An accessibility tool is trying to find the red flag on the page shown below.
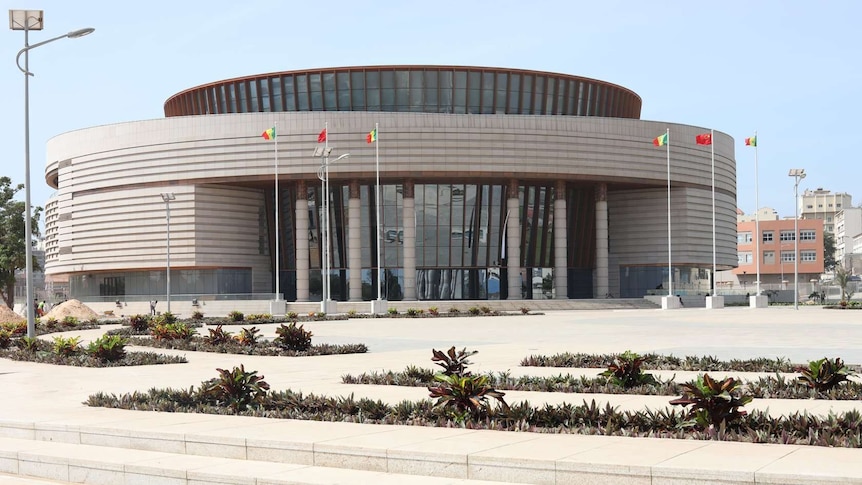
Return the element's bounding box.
[695,133,712,145]
[317,129,327,143]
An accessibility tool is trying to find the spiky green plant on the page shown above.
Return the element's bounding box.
[200,365,270,413]
[274,322,313,351]
[87,335,127,361]
[670,374,752,430]
[796,357,854,392]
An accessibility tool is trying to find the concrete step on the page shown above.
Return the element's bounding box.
[0,435,511,485]
[3,409,862,485]
[0,472,76,484]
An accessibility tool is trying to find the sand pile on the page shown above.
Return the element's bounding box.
[0,305,24,325]
[43,299,99,321]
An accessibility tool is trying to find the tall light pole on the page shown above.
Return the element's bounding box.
[788,169,806,310]
[313,148,349,313]
[10,10,94,338]
[161,193,176,313]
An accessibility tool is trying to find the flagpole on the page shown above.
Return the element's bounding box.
[710,128,716,297]
[375,123,383,301]
[274,121,280,301]
[753,130,761,296]
[324,121,330,306]
[666,128,673,298]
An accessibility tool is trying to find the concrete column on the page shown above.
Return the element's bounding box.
[402,180,416,300]
[506,179,522,300]
[554,181,568,299]
[294,181,310,302]
[348,181,362,301]
[595,183,609,298]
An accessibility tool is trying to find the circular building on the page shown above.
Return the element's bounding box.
[44,66,737,303]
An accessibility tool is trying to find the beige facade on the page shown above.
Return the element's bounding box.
[44,69,738,302]
[800,188,852,234]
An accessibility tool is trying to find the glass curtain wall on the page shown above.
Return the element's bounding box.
[276,181,597,301]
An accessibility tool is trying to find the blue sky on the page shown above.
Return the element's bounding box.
[2,0,859,222]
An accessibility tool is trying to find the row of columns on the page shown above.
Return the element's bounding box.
[291,179,610,301]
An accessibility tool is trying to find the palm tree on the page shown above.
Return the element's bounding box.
[834,266,851,304]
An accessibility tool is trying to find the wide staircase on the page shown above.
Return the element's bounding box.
[0,409,515,484]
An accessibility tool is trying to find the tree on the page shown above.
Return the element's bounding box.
[834,266,854,303]
[0,177,42,309]
[823,232,837,272]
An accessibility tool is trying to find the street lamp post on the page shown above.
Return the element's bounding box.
[10,10,94,338]
[161,193,176,313]
[313,148,349,314]
[788,169,806,310]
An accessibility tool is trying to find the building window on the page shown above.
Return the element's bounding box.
[779,230,795,242]
[738,252,753,264]
[780,251,796,262]
[828,203,833,207]
[763,251,775,264]
[818,204,823,208]
[806,205,813,209]
[762,231,774,243]
[800,230,816,241]
[801,250,817,262]
[737,232,752,243]
[837,203,842,208]
[827,216,833,222]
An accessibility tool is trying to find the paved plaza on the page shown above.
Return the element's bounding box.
[1,305,862,484]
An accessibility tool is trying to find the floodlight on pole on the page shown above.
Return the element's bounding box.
[10,9,94,338]
[313,146,349,313]
[788,169,806,310]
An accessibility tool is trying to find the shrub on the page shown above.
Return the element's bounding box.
[200,365,270,413]
[347,309,358,317]
[428,307,439,316]
[228,311,244,322]
[274,322,313,351]
[191,310,205,320]
[431,346,478,377]
[151,322,197,340]
[286,311,298,319]
[406,308,419,316]
[87,335,127,361]
[479,306,492,314]
[3,321,26,337]
[42,317,58,330]
[129,314,150,332]
[448,307,460,315]
[467,307,480,315]
[427,373,508,420]
[0,330,11,349]
[387,307,398,315]
[52,336,82,357]
[61,316,80,328]
[16,336,40,352]
[152,312,177,325]
[600,350,658,388]
[670,374,752,431]
[796,357,854,392]
[520,307,530,315]
[246,313,272,321]
[234,326,261,347]
[314,312,326,320]
[203,325,233,345]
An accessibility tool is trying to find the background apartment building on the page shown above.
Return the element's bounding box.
[836,207,862,272]
[800,188,852,234]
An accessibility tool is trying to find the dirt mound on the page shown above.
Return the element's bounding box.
[0,305,24,325]
[43,299,99,321]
